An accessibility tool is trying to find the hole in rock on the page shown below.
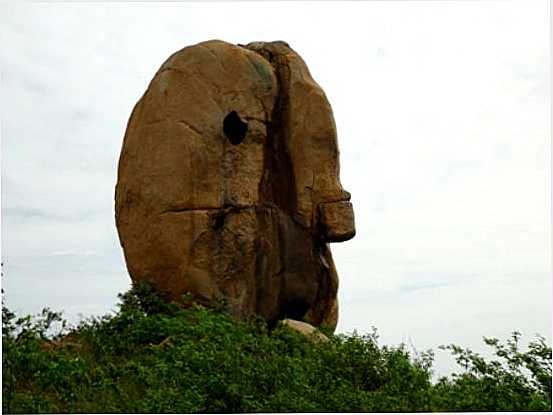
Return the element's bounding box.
[281,298,310,322]
[223,111,248,145]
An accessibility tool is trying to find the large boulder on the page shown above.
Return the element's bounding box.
[115,40,355,331]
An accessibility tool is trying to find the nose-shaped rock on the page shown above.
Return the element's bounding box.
[318,200,355,242]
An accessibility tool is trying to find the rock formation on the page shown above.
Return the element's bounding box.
[281,319,329,343]
[115,40,355,332]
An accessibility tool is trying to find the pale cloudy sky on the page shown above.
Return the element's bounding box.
[1,1,550,378]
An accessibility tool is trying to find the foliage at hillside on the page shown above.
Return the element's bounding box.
[2,283,551,413]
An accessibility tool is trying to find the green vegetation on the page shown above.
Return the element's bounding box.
[2,283,551,413]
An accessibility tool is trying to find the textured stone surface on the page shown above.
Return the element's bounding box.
[115,40,355,331]
[281,319,329,343]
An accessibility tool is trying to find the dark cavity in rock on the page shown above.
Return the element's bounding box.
[223,111,248,145]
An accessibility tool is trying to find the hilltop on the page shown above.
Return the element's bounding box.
[2,283,551,413]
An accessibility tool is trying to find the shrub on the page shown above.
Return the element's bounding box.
[432,332,551,411]
[2,283,551,413]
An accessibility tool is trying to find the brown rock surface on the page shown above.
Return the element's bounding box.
[115,40,355,331]
[281,319,329,343]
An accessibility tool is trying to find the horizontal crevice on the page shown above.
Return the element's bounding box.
[161,203,255,215]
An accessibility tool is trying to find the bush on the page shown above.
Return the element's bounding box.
[2,283,551,413]
[432,332,551,411]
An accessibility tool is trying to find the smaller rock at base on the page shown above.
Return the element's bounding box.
[280,319,329,343]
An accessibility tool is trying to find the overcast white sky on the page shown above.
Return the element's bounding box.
[1,1,550,378]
